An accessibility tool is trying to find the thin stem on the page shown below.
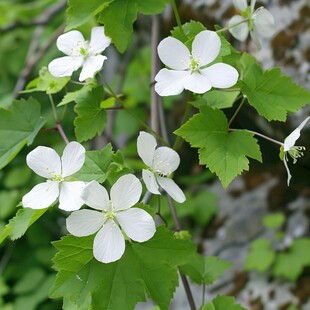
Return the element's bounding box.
[216,19,248,33]
[228,96,245,127]
[48,94,58,121]
[230,128,283,146]
[56,122,69,145]
[179,272,197,310]
[166,195,181,232]
[202,283,206,305]
[173,101,192,151]
[171,0,184,34]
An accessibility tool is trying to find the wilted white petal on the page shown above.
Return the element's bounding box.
[183,72,212,94]
[22,181,59,209]
[201,63,239,89]
[142,169,160,194]
[58,181,85,211]
[66,209,105,236]
[48,56,83,78]
[61,141,85,177]
[26,146,61,178]
[116,208,155,242]
[232,0,248,12]
[79,55,107,81]
[153,147,180,175]
[250,30,262,50]
[253,8,276,37]
[137,131,157,167]
[110,174,142,211]
[157,37,190,70]
[157,176,186,203]
[284,117,310,151]
[56,30,86,56]
[192,30,221,66]
[89,26,111,54]
[94,220,125,263]
[283,157,292,186]
[155,69,190,96]
[228,15,249,41]
[81,181,109,211]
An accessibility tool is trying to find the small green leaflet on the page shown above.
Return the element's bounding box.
[58,83,95,106]
[175,107,262,187]
[241,53,310,121]
[50,226,196,310]
[74,86,107,142]
[73,144,114,182]
[0,97,45,170]
[0,207,48,244]
[179,253,232,285]
[245,239,275,272]
[202,295,246,310]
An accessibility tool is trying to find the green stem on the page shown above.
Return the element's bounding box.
[216,18,248,33]
[171,0,184,35]
[228,96,245,127]
[48,94,58,122]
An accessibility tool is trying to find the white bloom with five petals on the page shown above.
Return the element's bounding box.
[155,30,239,96]
[48,26,111,81]
[66,174,156,263]
[22,142,85,211]
[137,131,186,203]
[280,116,310,186]
[229,0,276,49]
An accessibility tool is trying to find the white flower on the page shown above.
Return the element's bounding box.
[229,0,276,49]
[137,131,186,203]
[66,175,156,263]
[48,26,111,81]
[155,30,239,96]
[280,116,310,186]
[22,142,85,211]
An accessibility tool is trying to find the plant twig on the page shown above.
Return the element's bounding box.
[228,96,246,127]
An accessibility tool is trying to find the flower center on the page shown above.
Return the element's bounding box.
[106,201,116,219]
[288,146,306,164]
[80,47,88,56]
[153,157,172,177]
[51,173,64,182]
[189,56,200,73]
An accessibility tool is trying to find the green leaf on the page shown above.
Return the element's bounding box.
[180,253,231,285]
[171,21,206,44]
[74,86,107,142]
[58,83,95,106]
[22,67,70,94]
[0,97,45,170]
[175,108,262,187]
[50,226,196,310]
[241,54,310,121]
[0,207,48,244]
[135,0,169,14]
[191,90,240,110]
[263,212,285,229]
[245,239,275,272]
[73,144,114,182]
[66,0,112,30]
[273,238,310,281]
[202,295,246,310]
[99,0,138,53]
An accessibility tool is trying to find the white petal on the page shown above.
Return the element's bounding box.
[137,131,157,167]
[283,158,292,186]
[93,220,125,263]
[111,174,142,211]
[201,63,239,89]
[192,30,221,66]
[61,141,85,177]
[26,146,61,178]
[81,181,109,211]
[155,69,190,96]
[250,30,262,50]
[22,181,59,209]
[232,0,248,12]
[157,37,190,70]
[250,0,257,13]
[284,117,310,151]
[153,147,180,175]
[253,8,276,37]
[116,208,155,242]
[48,56,83,78]
[183,72,212,94]
[56,30,86,56]
[142,169,160,195]
[89,26,111,54]
[58,181,85,211]
[66,209,105,236]
[79,55,106,81]
[228,15,249,41]
[157,176,186,203]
